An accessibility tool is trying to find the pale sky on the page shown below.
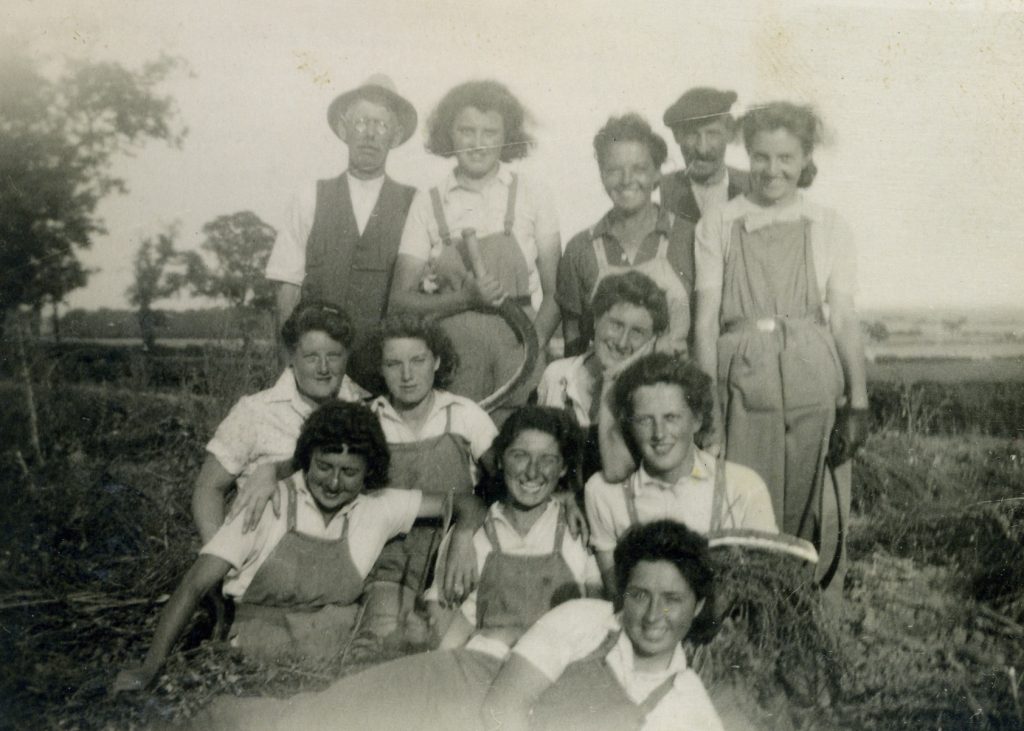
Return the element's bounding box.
[7,0,1024,311]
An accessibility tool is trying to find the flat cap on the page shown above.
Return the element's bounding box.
[663,87,738,129]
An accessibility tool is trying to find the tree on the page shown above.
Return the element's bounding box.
[864,320,890,343]
[1,41,186,465]
[0,42,187,320]
[182,211,277,347]
[126,226,184,350]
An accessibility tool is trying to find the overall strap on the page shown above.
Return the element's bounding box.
[801,218,826,321]
[709,454,728,533]
[483,516,503,553]
[655,234,670,260]
[283,476,299,532]
[503,173,519,235]
[636,672,679,717]
[552,502,567,552]
[429,187,453,246]
[623,475,641,527]
[590,629,622,661]
[592,237,611,269]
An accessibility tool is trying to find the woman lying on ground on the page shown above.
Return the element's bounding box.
[112,401,484,692]
[482,520,724,731]
[194,406,601,731]
[536,270,667,483]
[191,300,367,543]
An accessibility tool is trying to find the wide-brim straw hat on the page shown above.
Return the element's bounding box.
[326,74,417,146]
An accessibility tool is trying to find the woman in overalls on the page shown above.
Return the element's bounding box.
[484,520,724,731]
[390,80,561,425]
[196,406,600,731]
[537,270,668,483]
[556,113,694,358]
[358,314,498,647]
[693,102,868,593]
[112,401,484,693]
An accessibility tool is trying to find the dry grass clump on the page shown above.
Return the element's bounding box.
[696,547,846,730]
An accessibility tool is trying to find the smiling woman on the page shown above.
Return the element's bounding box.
[483,520,723,731]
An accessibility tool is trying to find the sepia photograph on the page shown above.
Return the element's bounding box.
[2,0,1023,728]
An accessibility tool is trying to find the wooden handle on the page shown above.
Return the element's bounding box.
[461,228,489,279]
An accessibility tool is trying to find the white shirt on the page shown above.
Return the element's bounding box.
[398,164,559,307]
[585,449,778,553]
[535,353,595,427]
[201,474,422,599]
[690,170,731,216]
[513,599,725,731]
[265,172,386,286]
[205,369,367,485]
[369,390,497,485]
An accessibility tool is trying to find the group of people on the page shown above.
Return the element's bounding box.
[111,74,869,729]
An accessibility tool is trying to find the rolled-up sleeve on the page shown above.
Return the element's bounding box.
[205,398,258,477]
[584,475,622,553]
[694,210,726,293]
[398,190,435,263]
[825,210,857,299]
[265,185,316,286]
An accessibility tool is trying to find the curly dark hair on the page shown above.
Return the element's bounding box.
[613,519,718,644]
[593,113,668,170]
[482,406,582,504]
[293,401,390,490]
[591,270,670,337]
[425,80,535,161]
[611,353,715,445]
[363,314,458,395]
[281,300,356,352]
[739,101,823,188]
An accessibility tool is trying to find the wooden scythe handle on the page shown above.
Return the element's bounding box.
[460,228,539,414]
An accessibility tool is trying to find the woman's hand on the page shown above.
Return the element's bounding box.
[442,528,479,606]
[603,336,656,382]
[828,406,869,465]
[111,665,156,695]
[554,492,590,546]
[467,273,507,308]
[226,464,281,534]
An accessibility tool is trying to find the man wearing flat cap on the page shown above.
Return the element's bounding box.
[660,87,749,223]
[266,75,418,373]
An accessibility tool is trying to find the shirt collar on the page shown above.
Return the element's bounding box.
[560,352,595,413]
[725,192,824,231]
[634,449,713,493]
[345,171,387,191]
[370,388,456,424]
[268,369,366,411]
[590,204,673,242]
[440,162,512,199]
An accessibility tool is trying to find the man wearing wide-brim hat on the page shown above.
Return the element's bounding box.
[660,87,749,223]
[266,75,418,367]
